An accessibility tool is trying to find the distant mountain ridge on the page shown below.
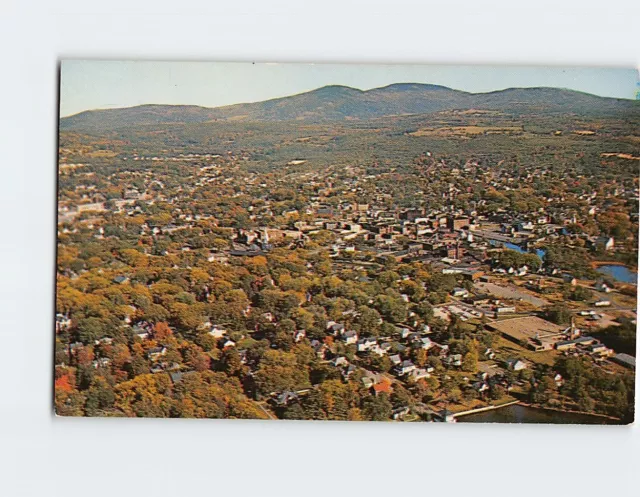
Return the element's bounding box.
[60,83,640,130]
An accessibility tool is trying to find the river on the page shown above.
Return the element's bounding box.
[456,404,617,424]
[502,242,546,260]
[596,264,637,284]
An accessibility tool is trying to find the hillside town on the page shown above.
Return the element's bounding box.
[55,90,638,423]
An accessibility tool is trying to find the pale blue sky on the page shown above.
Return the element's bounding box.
[60,60,639,117]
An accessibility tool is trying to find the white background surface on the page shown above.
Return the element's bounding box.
[0,1,638,496]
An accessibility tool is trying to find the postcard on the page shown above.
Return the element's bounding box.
[55,61,638,423]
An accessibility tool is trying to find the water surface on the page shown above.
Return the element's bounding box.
[596,264,637,284]
[457,404,616,424]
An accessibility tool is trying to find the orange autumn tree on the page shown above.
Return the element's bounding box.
[153,322,173,340]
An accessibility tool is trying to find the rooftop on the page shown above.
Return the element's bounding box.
[487,316,565,342]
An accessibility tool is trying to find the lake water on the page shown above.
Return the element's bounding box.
[596,264,637,284]
[457,404,616,424]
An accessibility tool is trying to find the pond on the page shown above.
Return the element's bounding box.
[456,404,617,425]
[596,264,637,285]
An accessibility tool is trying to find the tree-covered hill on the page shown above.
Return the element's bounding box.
[60,83,640,131]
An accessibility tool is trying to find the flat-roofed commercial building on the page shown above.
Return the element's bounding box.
[487,316,565,351]
[612,353,636,370]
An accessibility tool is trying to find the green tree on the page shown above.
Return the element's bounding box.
[361,393,392,421]
[545,304,572,325]
[254,350,310,397]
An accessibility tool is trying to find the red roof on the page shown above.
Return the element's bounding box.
[373,379,393,394]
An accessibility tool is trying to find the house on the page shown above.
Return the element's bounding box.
[68,342,84,353]
[562,274,578,286]
[92,357,111,369]
[369,344,387,356]
[342,330,358,345]
[409,368,431,381]
[443,354,462,367]
[331,356,349,368]
[395,360,416,376]
[207,325,227,338]
[261,312,276,323]
[593,236,615,252]
[432,343,450,357]
[392,406,411,420]
[389,354,402,366]
[380,342,393,353]
[399,328,412,339]
[362,376,376,389]
[55,313,72,332]
[357,337,377,352]
[147,346,167,360]
[594,280,612,293]
[416,337,434,350]
[372,378,393,395]
[113,275,130,285]
[472,381,489,393]
[222,339,236,349]
[292,329,306,342]
[418,324,432,334]
[361,371,382,389]
[310,340,329,359]
[274,391,299,406]
[504,358,527,371]
[326,321,345,335]
[133,325,150,340]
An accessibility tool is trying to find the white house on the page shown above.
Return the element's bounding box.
[595,281,612,293]
[357,337,377,352]
[389,354,402,366]
[208,325,228,338]
[369,344,387,356]
[505,358,527,371]
[342,330,358,345]
[332,356,349,368]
